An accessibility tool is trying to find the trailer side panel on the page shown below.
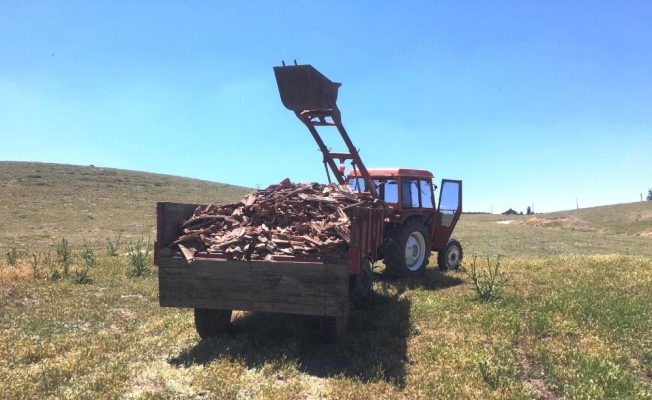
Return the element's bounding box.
[158,257,349,317]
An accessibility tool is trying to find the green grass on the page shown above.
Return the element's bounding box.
[1,161,651,399]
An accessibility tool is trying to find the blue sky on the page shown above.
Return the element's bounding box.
[1,1,650,213]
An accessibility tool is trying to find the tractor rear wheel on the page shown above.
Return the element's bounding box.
[385,220,431,277]
[194,308,232,340]
[437,239,463,270]
[320,315,348,344]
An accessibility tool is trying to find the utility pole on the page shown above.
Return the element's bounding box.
[642,193,644,202]
[490,206,493,214]
[576,199,578,210]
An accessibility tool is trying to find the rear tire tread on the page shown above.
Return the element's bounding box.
[194,308,233,340]
[321,315,348,344]
[384,219,431,277]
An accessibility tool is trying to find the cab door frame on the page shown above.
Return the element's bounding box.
[431,179,462,251]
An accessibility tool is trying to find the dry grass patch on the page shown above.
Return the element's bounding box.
[2,161,652,398]
[2,250,652,399]
[0,162,251,251]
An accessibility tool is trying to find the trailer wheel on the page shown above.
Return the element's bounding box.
[437,239,463,270]
[385,220,431,277]
[321,315,348,344]
[194,308,232,340]
[350,258,373,302]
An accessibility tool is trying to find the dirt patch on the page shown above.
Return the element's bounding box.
[98,324,123,335]
[523,216,596,231]
[515,340,561,400]
[640,231,652,237]
[130,377,165,396]
[525,217,572,226]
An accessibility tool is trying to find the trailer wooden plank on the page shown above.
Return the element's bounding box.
[158,256,349,317]
[158,258,348,280]
[159,284,343,306]
[160,297,346,317]
[157,202,200,248]
[159,274,346,297]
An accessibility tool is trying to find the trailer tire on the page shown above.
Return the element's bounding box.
[321,315,348,344]
[194,308,232,340]
[350,258,373,303]
[384,219,430,277]
[437,239,463,270]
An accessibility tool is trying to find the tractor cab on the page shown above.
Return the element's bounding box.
[346,168,462,252]
[347,168,435,213]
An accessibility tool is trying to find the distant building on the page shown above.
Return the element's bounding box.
[502,208,518,215]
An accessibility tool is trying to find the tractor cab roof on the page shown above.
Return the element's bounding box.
[347,168,434,180]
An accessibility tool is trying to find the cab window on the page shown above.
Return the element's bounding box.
[420,179,433,208]
[384,179,398,203]
[401,178,419,208]
[348,177,366,192]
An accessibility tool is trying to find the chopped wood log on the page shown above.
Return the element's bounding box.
[173,179,387,260]
[178,243,195,263]
[333,225,351,244]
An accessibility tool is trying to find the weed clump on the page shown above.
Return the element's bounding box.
[75,241,96,284]
[106,231,122,257]
[55,238,72,276]
[464,255,507,302]
[43,251,61,280]
[478,356,506,390]
[31,252,40,279]
[127,238,152,277]
[6,244,19,267]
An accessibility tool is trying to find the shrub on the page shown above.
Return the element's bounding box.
[464,255,507,302]
[44,252,61,281]
[75,241,95,284]
[106,231,122,257]
[477,355,510,390]
[6,244,19,267]
[127,238,152,277]
[31,253,40,279]
[55,238,72,276]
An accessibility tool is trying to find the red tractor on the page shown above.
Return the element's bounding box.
[274,63,463,277]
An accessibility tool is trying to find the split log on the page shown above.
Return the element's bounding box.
[171,179,387,260]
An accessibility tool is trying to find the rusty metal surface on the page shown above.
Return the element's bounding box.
[274,63,379,199]
[349,207,385,260]
[273,64,341,111]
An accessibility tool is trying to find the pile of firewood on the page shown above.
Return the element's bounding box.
[173,178,385,262]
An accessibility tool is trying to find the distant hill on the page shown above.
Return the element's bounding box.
[457,201,652,257]
[528,202,652,236]
[2,161,651,257]
[0,162,251,250]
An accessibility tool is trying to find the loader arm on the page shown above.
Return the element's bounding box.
[273,63,378,199]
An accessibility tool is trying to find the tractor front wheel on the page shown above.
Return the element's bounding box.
[437,239,463,270]
[194,308,233,340]
[385,220,431,277]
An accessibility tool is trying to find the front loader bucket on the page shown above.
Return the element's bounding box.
[273,64,341,111]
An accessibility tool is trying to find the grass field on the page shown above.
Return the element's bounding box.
[0,161,251,250]
[1,162,651,399]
